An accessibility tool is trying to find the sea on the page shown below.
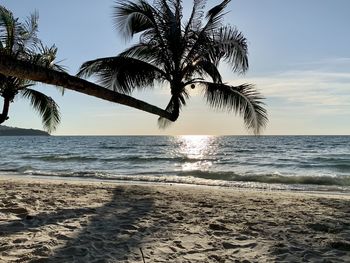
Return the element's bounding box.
[0,135,349,193]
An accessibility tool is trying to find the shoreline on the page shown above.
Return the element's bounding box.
[1,172,350,197]
[1,176,350,262]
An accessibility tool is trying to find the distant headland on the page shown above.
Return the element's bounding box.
[0,125,49,136]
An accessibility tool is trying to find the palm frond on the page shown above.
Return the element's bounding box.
[0,6,16,53]
[146,0,184,73]
[202,82,267,134]
[114,0,156,39]
[211,26,248,73]
[206,0,230,23]
[183,59,222,83]
[119,43,161,64]
[34,44,66,71]
[19,10,39,53]
[184,0,206,35]
[181,1,232,71]
[27,44,66,95]
[20,88,61,133]
[114,1,175,73]
[78,56,166,94]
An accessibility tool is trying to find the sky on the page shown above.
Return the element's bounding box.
[1,0,350,135]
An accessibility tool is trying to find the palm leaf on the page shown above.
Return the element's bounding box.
[78,56,166,94]
[206,0,231,29]
[184,0,206,35]
[183,59,222,84]
[28,44,66,95]
[211,26,248,73]
[114,0,156,38]
[0,6,16,53]
[32,44,66,71]
[202,82,267,134]
[119,43,163,66]
[182,0,232,67]
[19,10,39,54]
[20,88,60,133]
[114,1,174,73]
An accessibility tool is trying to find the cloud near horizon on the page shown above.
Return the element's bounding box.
[227,66,350,117]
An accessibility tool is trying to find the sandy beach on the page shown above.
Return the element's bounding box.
[0,177,350,262]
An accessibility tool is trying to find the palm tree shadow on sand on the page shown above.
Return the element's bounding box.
[0,186,160,262]
[44,187,155,262]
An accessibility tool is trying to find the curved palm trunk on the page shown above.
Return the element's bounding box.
[171,99,180,121]
[169,83,182,121]
[0,55,176,121]
[0,96,10,124]
[162,95,180,122]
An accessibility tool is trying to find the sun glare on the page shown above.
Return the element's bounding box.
[174,135,217,171]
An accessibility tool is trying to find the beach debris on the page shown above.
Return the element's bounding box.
[140,248,146,263]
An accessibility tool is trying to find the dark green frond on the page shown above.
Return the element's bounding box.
[20,88,61,133]
[202,82,267,134]
[212,26,248,73]
[205,0,231,31]
[78,56,166,94]
[33,44,66,71]
[27,44,66,95]
[0,6,40,58]
[206,0,230,21]
[114,0,156,38]
[19,10,39,53]
[181,1,233,71]
[151,0,183,72]
[113,0,178,73]
[183,59,222,83]
[184,0,206,35]
[0,6,17,53]
[119,43,162,65]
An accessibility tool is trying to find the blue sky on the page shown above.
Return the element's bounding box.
[2,0,350,135]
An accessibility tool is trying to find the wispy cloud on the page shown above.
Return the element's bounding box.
[290,57,350,69]
[227,67,350,116]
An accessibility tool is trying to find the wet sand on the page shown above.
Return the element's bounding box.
[0,177,350,262]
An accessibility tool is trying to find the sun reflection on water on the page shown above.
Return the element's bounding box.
[173,135,217,171]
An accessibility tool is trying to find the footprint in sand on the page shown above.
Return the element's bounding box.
[222,241,257,250]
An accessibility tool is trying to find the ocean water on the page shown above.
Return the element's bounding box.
[0,135,349,192]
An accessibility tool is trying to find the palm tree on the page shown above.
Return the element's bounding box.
[0,54,175,121]
[0,6,63,132]
[78,0,267,134]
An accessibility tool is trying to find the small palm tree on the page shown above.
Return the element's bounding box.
[78,0,268,134]
[0,6,64,133]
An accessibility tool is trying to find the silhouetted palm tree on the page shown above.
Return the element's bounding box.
[0,6,63,132]
[78,0,267,134]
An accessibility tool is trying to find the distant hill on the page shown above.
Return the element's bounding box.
[0,125,49,136]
